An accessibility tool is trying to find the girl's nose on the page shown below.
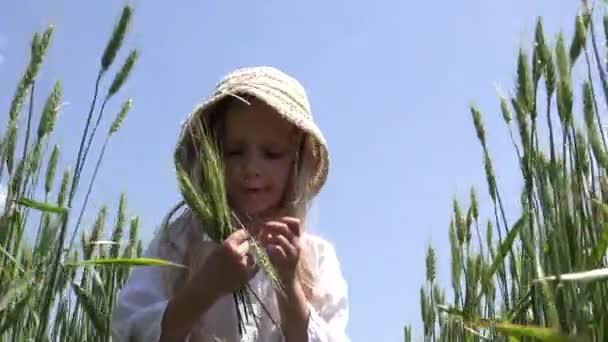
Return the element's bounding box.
[242,154,261,178]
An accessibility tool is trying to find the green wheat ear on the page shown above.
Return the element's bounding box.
[569,14,587,65]
[533,17,546,85]
[231,213,286,298]
[45,145,60,195]
[109,99,132,136]
[57,168,70,207]
[37,81,62,140]
[101,5,132,71]
[175,162,215,239]
[108,50,139,98]
[425,245,436,283]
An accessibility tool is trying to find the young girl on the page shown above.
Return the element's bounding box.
[111,66,350,342]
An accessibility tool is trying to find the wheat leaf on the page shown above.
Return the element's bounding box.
[14,197,67,215]
[485,214,525,283]
[534,267,608,283]
[65,257,187,269]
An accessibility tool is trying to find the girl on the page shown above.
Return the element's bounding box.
[111,66,350,342]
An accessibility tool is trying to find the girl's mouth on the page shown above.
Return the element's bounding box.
[244,187,267,195]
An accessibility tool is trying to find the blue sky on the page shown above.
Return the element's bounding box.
[1,1,589,340]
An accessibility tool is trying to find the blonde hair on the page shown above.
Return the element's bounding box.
[158,93,319,302]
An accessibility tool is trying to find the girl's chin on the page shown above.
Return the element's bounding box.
[235,205,280,221]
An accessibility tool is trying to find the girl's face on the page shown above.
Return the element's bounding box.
[222,98,296,220]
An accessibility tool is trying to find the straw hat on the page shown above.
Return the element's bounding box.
[174,66,329,197]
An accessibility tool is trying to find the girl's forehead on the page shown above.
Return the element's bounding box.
[227,98,281,119]
[224,99,297,135]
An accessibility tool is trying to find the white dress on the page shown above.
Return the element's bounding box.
[110,213,350,342]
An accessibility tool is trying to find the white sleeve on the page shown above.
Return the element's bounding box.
[305,240,351,342]
[110,228,189,342]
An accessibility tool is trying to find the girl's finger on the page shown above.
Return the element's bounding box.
[263,222,295,243]
[267,233,297,258]
[267,244,287,261]
[279,217,301,237]
[233,239,250,256]
[227,229,250,245]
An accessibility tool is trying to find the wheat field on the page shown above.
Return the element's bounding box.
[3,2,608,342]
[407,1,608,341]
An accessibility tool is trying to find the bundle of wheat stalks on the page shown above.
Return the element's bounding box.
[174,117,285,336]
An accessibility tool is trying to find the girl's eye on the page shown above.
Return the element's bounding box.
[226,149,242,156]
[265,151,284,159]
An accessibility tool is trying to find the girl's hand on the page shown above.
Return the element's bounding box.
[259,217,311,341]
[162,229,258,341]
[193,229,259,300]
[259,217,302,287]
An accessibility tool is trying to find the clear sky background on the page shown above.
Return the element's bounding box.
[1,1,590,340]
